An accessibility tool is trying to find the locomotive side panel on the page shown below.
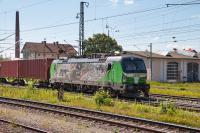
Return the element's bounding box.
[51,62,107,84]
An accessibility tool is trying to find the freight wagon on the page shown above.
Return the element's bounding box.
[0,59,53,85]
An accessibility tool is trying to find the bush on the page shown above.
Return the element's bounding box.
[94,90,114,107]
[27,80,36,90]
[160,102,176,115]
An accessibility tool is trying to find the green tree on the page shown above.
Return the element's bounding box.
[84,33,122,55]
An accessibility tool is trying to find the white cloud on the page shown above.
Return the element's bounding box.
[166,43,179,49]
[152,36,160,41]
[191,14,200,19]
[124,0,134,5]
[166,43,194,50]
[109,0,118,5]
[109,0,134,5]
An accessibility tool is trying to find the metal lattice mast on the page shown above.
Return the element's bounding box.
[78,1,89,56]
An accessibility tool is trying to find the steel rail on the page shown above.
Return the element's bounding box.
[126,99,200,112]
[150,93,200,102]
[119,95,200,112]
[148,94,200,112]
[0,96,200,133]
[0,118,47,133]
[1,83,200,112]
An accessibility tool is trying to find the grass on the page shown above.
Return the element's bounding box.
[0,85,200,128]
[150,81,200,98]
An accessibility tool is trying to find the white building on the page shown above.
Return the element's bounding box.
[125,49,200,82]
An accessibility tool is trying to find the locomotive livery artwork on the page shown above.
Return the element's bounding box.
[0,56,150,97]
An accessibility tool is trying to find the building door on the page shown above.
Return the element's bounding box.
[167,62,179,81]
[187,62,199,82]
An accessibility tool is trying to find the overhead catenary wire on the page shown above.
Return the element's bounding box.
[0,0,54,14]
[166,2,200,7]
[117,28,200,41]
[20,0,199,33]
[122,36,200,47]
[118,23,200,39]
[20,6,169,33]
[114,6,198,33]
[0,40,24,53]
[0,33,15,41]
[1,0,199,53]
[0,0,195,37]
[166,0,200,7]
[29,14,200,41]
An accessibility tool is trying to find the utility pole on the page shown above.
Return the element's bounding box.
[150,43,153,81]
[15,11,20,58]
[106,24,110,37]
[105,24,110,55]
[77,1,89,56]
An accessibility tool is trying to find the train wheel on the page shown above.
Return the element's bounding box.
[0,78,7,83]
[76,85,82,93]
[101,87,118,98]
[53,83,61,89]
[141,89,149,98]
[110,90,119,98]
[19,79,25,86]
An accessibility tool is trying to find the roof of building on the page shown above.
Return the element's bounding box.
[124,50,200,60]
[125,51,165,58]
[21,41,77,57]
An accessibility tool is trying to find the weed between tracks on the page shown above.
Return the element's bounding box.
[0,85,199,128]
[150,81,200,98]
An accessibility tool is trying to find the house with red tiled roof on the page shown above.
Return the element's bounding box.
[21,41,77,59]
[124,49,200,82]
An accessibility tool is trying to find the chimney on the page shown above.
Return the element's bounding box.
[15,11,20,58]
[173,48,177,53]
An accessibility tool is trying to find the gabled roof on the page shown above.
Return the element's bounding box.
[166,51,199,59]
[124,51,165,58]
[124,50,200,60]
[21,42,77,57]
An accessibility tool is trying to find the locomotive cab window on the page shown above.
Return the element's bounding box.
[107,63,112,71]
[121,57,146,73]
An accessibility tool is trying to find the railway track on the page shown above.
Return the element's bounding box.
[1,83,200,112]
[149,94,200,112]
[1,83,200,113]
[0,118,47,133]
[119,94,200,112]
[150,93,200,102]
[0,96,199,133]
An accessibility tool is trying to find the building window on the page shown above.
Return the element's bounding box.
[38,53,40,56]
[167,62,179,80]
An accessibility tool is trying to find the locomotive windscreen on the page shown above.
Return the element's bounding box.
[121,57,146,73]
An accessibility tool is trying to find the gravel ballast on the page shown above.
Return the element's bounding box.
[0,104,116,133]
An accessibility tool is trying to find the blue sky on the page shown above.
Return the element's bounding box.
[0,0,200,58]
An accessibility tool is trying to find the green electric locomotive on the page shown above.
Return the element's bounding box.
[50,56,150,97]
